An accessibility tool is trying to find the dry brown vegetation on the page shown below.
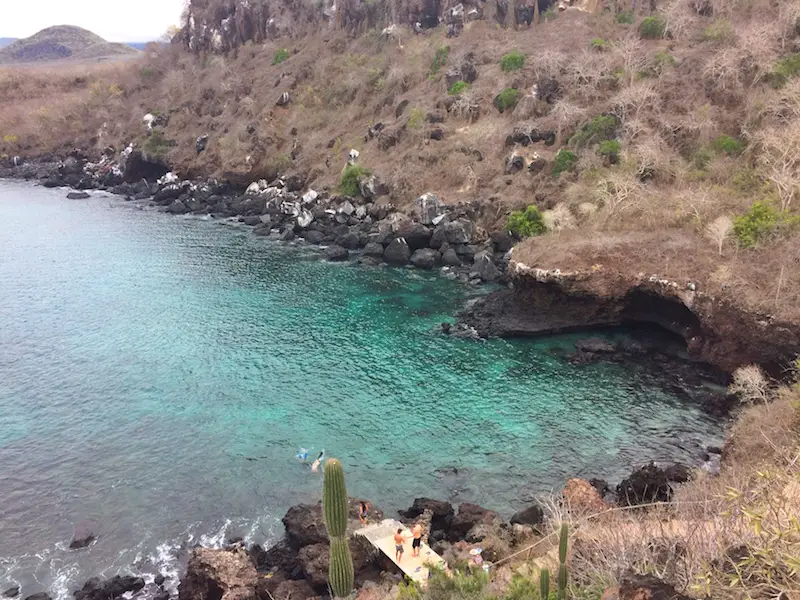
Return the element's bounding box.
[2,0,800,321]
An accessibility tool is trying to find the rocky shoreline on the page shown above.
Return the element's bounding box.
[0,151,513,287]
[1,150,744,600]
[4,462,715,600]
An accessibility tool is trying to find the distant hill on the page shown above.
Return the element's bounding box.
[0,26,138,64]
[125,42,150,51]
[0,38,17,48]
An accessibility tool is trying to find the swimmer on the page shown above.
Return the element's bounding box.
[311,450,325,473]
[296,448,309,463]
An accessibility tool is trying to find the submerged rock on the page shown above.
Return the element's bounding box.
[66,191,90,199]
[74,576,145,600]
[616,462,690,506]
[3,588,19,599]
[384,238,411,265]
[324,245,349,262]
[23,594,50,600]
[509,504,544,527]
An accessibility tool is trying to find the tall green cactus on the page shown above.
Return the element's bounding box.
[323,458,353,598]
[329,537,354,598]
[323,459,349,538]
[539,568,550,600]
[557,523,569,600]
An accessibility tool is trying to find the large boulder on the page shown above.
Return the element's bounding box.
[248,540,302,579]
[413,193,443,225]
[443,219,476,245]
[384,238,411,265]
[410,248,438,270]
[399,498,454,523]
[393,221,432,251]
[335,232,361,250]
[178,547,258,600]
[603,572,693,600]
[448,503,501,541]
[282,503,328,548]
[74,576,145,600]
[472,252,501,283]
[509,504,544,527]
[563,478,609,514]
[616,463,689,506]
[362,242,385,258]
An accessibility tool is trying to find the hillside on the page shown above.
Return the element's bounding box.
[1,0,800,322]
[0,38,17,48]
[0,25,138,64]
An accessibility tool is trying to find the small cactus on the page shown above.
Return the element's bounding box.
[323,459,349,538]
[329,537,354,598]
[557,523,569,600]
[539,567,550,600]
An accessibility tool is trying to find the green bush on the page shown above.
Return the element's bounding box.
[598,139,621,161]
[430,45,450,75]
[712,135,745,156]
[702,19,733,43]
[552,149,578,176]
[426,567,489,600]
[639,16,666,39]
[338,164,371,196]
[654,52,676,70]
[693,147,714,170]
[733,202,780,248]
[143,130,170,158]
[500,50,526,72]
[770,53,800,88]
[616,10,634,24]
[448,80,469,96]
[505,205,547,238]
[570,114,618,148]
[495,87,519,112]
[542,6,558,21]
[272,48,290,65]
[407,107,425,130]
[591,38,610,51]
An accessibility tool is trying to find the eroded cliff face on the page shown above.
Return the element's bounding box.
[177,0,567,53]
[460,261,800,375]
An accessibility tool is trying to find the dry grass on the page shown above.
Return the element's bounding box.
[529,385,800,600]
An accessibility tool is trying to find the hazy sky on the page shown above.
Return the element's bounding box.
[3,0,186,42]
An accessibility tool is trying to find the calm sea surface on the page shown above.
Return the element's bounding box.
[0,181,723,598]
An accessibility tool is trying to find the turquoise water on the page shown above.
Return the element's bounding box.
[0,181,723,598]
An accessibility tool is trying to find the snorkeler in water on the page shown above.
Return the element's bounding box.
[296,448,309,463]
[311,450,325,473]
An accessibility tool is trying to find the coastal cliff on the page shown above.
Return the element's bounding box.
[460,260,800,374]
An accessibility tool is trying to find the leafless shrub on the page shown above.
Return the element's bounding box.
[661,0,696,40]
[614,38,649,87]
[612,81,659,122]
[705,215,733,255]
[593,170,645,216]
[543,204,577,232]
[729,364,771,404]
[531,49,569,79]
[752,121,800,210]
[735,21,781,86]
[703,47,744,95]
[551,100,586,146]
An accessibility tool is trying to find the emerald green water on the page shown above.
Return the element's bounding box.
[0,181,723,598]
